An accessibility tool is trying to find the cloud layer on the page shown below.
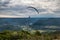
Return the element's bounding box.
[0,0,60,18]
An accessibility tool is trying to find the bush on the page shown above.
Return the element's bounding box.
[34,31,41,36]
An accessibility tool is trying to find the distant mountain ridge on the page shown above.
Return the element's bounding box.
[0,18,60,31]
[31,18,60,30]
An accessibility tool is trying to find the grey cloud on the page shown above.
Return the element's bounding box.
[53,11,60,13]
[38,8,47,12]
[0,0,60,18]
[0,0,10,7]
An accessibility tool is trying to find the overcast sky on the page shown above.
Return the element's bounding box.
[0,0,60,18]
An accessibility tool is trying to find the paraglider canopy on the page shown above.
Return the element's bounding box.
[27,6,39,18]
[27,6,39,14]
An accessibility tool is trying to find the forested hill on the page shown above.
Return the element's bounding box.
[0,18,60,31]
[31,18,60,30]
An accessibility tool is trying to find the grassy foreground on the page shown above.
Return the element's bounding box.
[0,30,60,40]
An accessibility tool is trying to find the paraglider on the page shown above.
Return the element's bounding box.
[27,6,39,18]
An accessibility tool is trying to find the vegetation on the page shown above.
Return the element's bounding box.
[0,30,60,40]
